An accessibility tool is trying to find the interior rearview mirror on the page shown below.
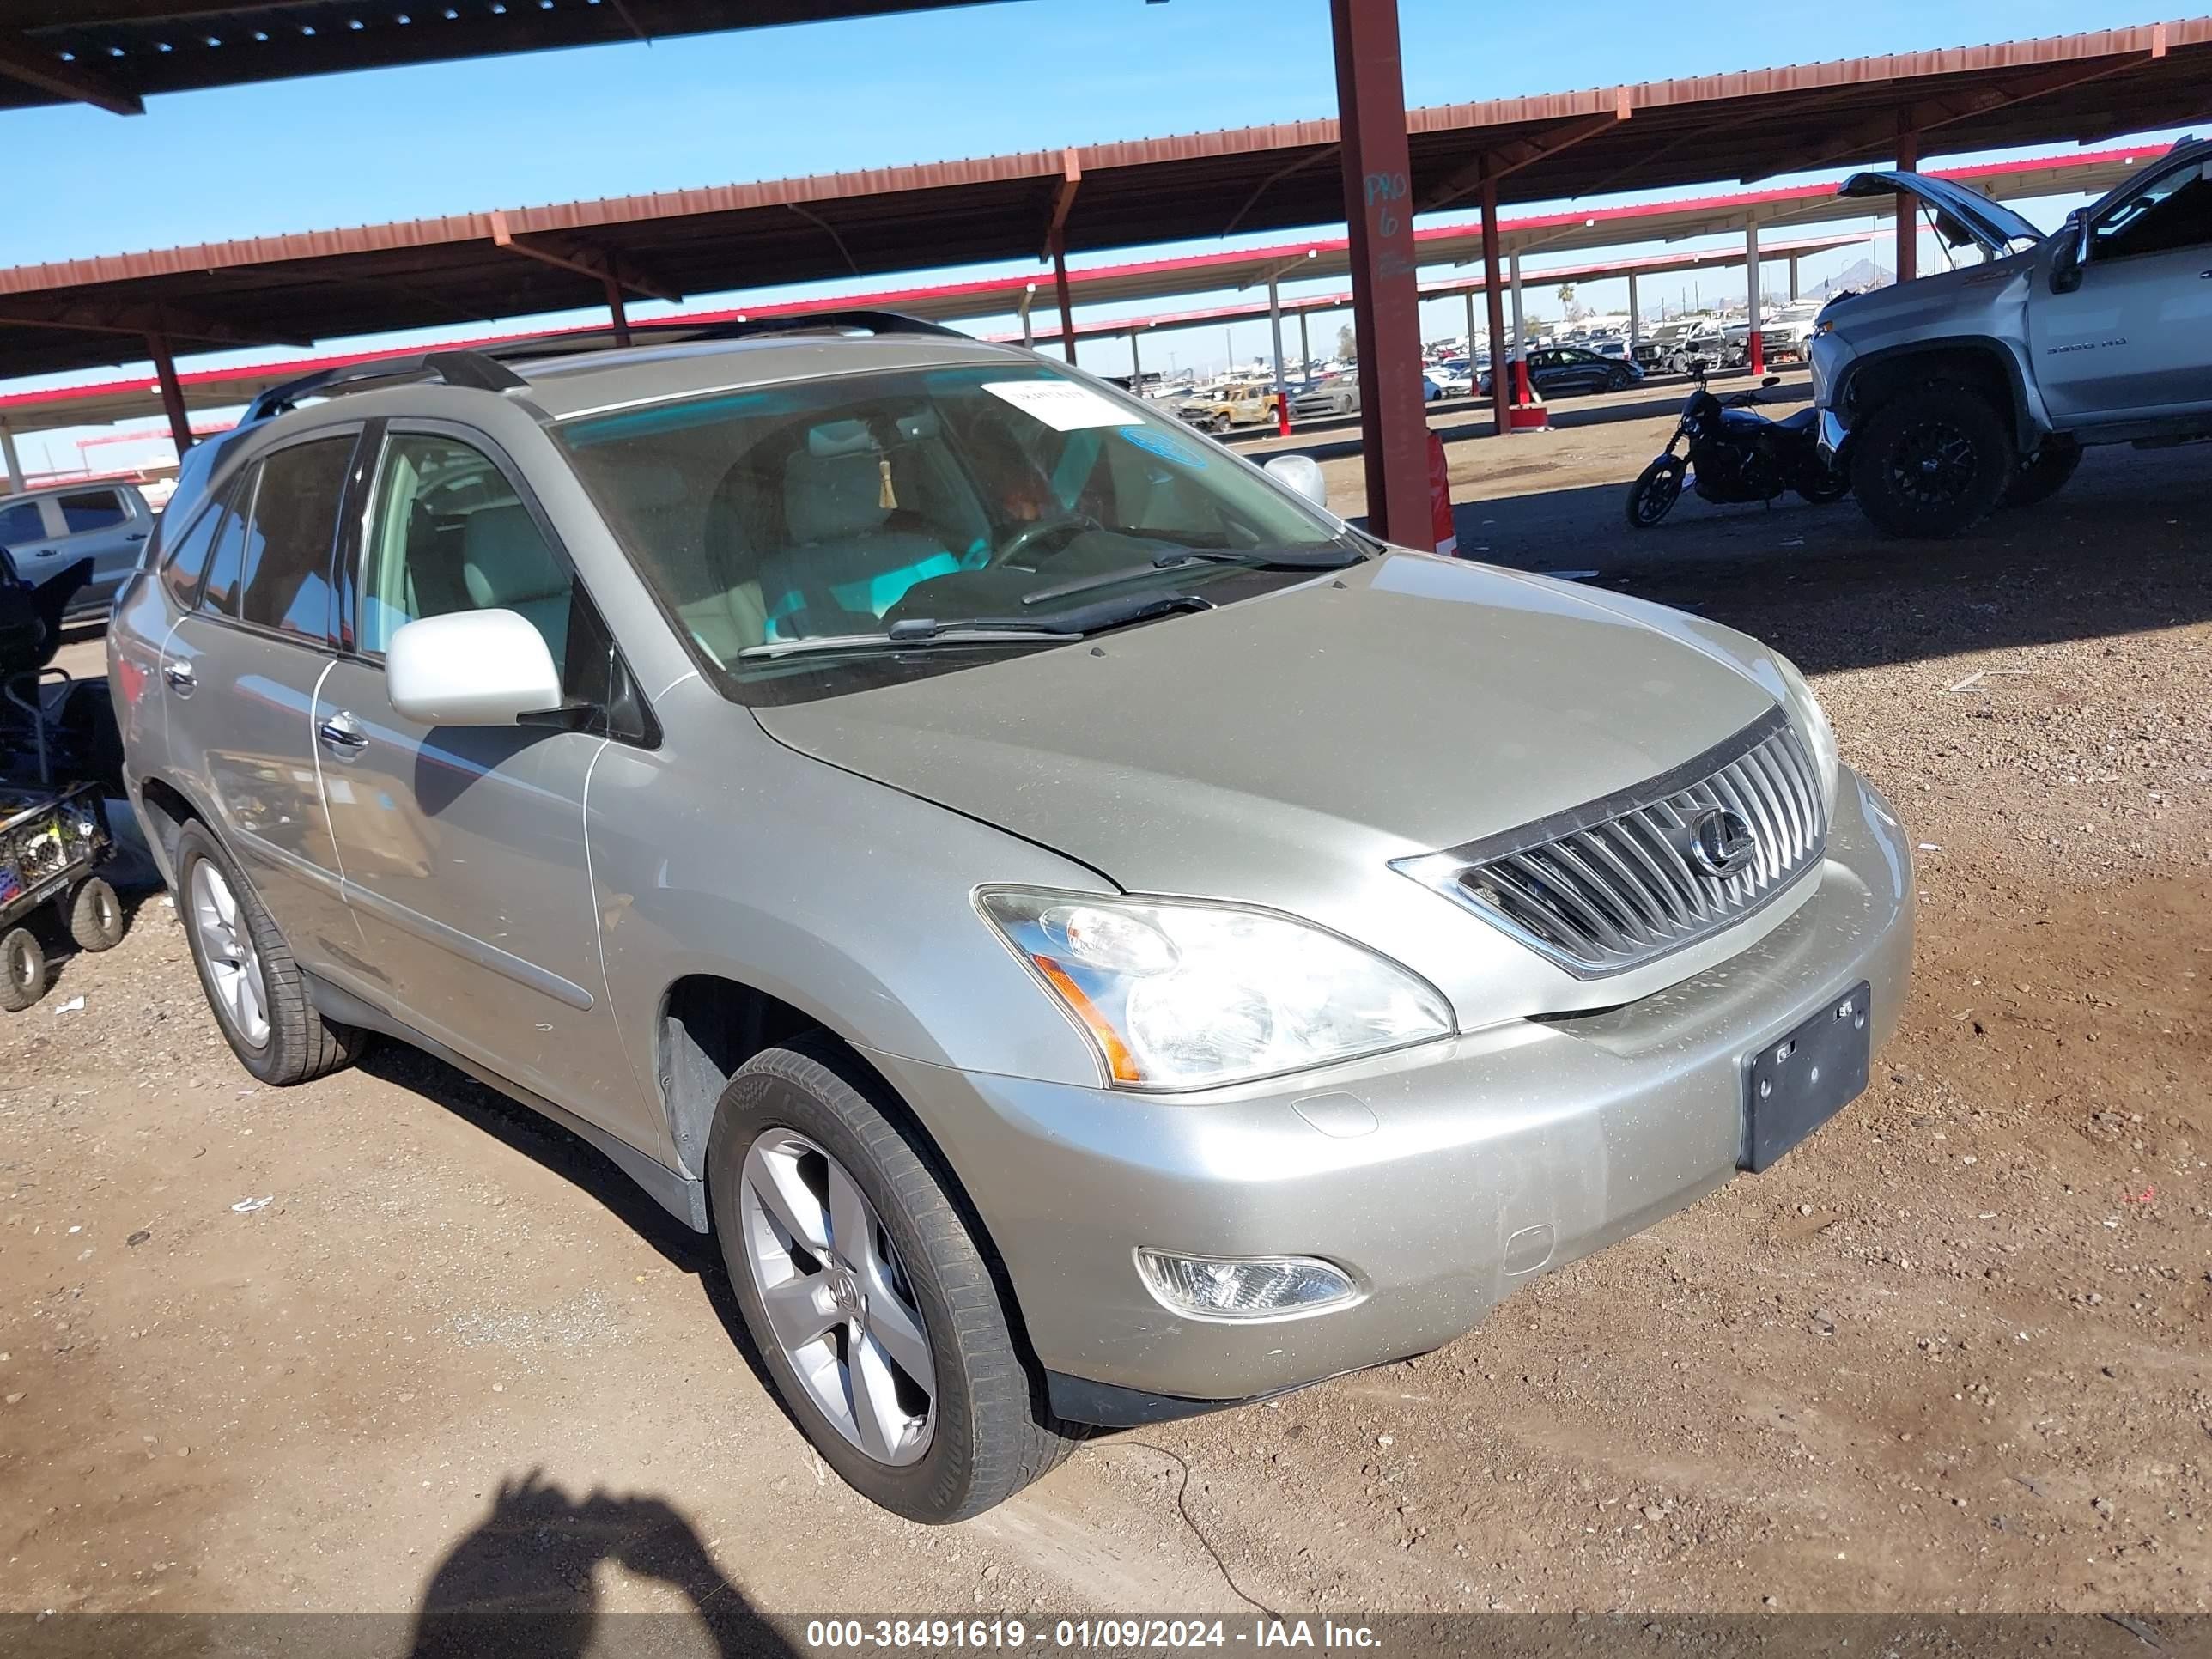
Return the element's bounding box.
[387,609,563,727]
[1263,453,1328,510]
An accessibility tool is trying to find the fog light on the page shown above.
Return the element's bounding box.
[1135,1249,1358,1319]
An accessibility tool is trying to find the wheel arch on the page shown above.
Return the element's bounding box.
[133,773,207,887]
[1834,337,2040,453]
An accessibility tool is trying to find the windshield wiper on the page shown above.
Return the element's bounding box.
[1021,545,1362,607]
[732,592,1213,661]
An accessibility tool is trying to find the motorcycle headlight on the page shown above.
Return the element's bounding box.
[978,890,1454,1091]
[1771,650,1840,811]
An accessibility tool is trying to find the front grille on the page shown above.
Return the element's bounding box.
[1393,708,1827,979]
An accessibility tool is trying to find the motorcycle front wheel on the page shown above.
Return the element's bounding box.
[1625,456,1686,528]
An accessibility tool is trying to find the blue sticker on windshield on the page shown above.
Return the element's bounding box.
[1120,425,1207,468]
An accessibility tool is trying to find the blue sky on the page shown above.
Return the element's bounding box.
[3,0,2184,471]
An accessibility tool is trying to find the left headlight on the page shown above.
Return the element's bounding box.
[978,890,1454,1091]
[1771,650,1840,810]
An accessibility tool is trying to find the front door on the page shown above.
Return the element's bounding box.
[161,431,362,971]
[2028,149,2212,426]
[313,424,655,1153]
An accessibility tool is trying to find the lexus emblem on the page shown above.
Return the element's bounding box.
[1689,807,1758,878]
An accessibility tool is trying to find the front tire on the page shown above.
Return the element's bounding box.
[1,927,45,1012]
[1625,456,1686,527]
[174,820,361,1085]
[2002,435,2083,509]
[1849,381,2014,538]
[709,1039,1075,1523]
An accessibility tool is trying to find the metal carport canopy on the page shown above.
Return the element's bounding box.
[0,1,1030,114]
[0,18,2203,381]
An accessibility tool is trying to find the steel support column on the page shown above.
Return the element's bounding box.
[603,275,631,346]
[1463,289,1477,360]
[146,331,192,457]
[1267,277,1287,392]
[0,423,22,494]
[1480,174,1510,437]
[1129,331,1142,391]
[1745,220,1764,375]
[1894,127,1920,285]
[1789,254,1801,301]
[1299,310,1311,374]
[1509,252,1527,360]
[1627,273,1641,354]
[1050,233,1077,365]
[1329,0,1431,547]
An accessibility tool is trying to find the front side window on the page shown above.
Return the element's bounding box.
[2094,156,2212,260]
[556,361,1361,699]
[57,490,126,534]
[237,435,353,639]
[361,431,574,668]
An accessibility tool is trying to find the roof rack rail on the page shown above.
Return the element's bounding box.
[238,310,966,427]
[477,309,970,364]
[241,348,526,426]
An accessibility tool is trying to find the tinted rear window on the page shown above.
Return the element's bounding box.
[237,436,352,639]
[58,490,126,533]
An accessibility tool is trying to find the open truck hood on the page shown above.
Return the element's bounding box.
[1838,170,2046,258]
[751,554,1779,904]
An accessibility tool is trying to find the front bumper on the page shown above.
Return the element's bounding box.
[867,768,1914,1416]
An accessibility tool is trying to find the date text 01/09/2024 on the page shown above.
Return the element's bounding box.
[800,1619,1383,1650]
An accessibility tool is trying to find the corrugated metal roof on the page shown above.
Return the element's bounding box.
[0,21,2202,379]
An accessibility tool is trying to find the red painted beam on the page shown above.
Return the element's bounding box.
[1331,0,1431,550]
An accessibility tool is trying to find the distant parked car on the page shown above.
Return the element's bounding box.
[0,480,157,624]
[1480,346,1644,398]
[1289,377,1359,420]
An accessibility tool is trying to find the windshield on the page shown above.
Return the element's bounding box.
[556,361,1360,696]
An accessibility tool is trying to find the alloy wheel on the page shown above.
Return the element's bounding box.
[1887,417,1979,508]
[739,1129,935,1466]
[190,860,270,1050]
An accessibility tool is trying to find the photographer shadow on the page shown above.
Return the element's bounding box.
[407,1470,796,1659]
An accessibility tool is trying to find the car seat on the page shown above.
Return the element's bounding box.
[460,504,571,667]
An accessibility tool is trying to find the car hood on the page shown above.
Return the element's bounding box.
[1837,169,2045,257]
[752,554,1779,902]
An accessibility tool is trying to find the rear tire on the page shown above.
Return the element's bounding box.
[174,820,362,1085]
[709,1037,1076,1523]
[1849,381,2014,539]
[1794,454,1852,506]
[1625,457,1686,528]
[69,877,125,952]
[1,927,44,1012]
[2002,434,2083,509]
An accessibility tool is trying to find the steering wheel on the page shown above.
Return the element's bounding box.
[994,513,1103,568]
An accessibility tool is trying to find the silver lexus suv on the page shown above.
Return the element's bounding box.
[110,314,1914,1522]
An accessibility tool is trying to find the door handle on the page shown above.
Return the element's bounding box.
[317,712,369,756]
[162,659,196,696]
[125,531,148,542]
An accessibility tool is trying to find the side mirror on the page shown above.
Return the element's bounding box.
[387,609,562,727]
[1263,453,1328,509]
[2051,210,2091,295]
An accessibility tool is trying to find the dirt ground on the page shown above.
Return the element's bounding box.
[3,381,2207,1630]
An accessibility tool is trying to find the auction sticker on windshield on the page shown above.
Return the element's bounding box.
[983,380,1146,432]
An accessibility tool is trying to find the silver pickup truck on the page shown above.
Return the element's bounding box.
[1810,136,2211,538]
[0,478,160,621]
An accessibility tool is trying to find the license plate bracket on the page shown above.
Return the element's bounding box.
[1741,981,1871,1172]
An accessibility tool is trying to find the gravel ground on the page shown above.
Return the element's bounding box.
[2,386,2205,1630]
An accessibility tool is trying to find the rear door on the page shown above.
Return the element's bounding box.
[161,429,364,969]
[0,495,63,580]
[47,487,151,615]
[2027,149,2212,427]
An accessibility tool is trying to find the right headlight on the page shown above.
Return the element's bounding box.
[977,890,1453,1091]
[1771,649,1841,810]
